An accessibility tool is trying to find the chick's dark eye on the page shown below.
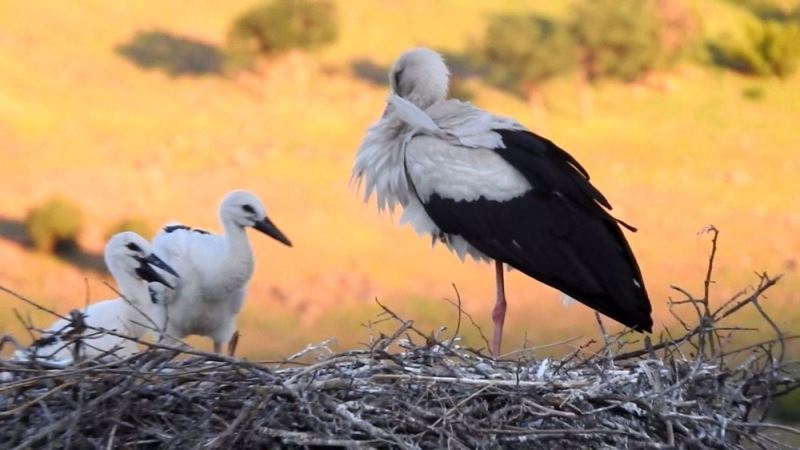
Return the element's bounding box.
[126,242,142,252]
[242,204,255,214]
[393,68,404,91]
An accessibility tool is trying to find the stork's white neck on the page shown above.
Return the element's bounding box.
[219,219,255,283]
[107,265,153,337]
[403,85,446,111]
[111,265,151,308]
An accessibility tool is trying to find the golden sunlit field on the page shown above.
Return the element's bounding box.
[0,0,798,359]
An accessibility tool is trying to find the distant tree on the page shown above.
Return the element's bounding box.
[25,198,83,253]
[479,15,576,126]
[105,218,154,241]
[715,18,800,78]
[226,0,337,68]
[572,0,663,82]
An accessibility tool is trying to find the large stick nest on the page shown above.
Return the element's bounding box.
[1,228,798,449]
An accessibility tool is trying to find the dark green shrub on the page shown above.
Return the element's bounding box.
[770,388,800,422]
[741,85,765,100]
[733,0,800,21]
[572,0,663,81]
[105,218,154,241]
[25,198,84,253]
[116,30,223,77]
[226,0,337,68]
[479,14,577,96]
[715,18,800,78]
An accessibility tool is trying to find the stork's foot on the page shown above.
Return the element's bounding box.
[213,341,222,354]
[491,300,506,358]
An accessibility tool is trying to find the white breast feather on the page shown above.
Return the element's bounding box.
[352,119,412,213]
[405,136,531,202]
[399,197,438,235]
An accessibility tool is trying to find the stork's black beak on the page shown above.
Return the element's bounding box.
[147,253,179,278]
[135,254,179,289]
[253,217,292,247]
[148,285,158,304]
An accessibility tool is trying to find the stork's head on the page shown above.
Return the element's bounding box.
[389,47,450,109]
[105,232,179,288]
[220,190,292,246]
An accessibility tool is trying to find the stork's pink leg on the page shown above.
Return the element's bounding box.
[491,260,507,358]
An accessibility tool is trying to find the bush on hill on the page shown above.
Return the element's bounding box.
[479,14,577,96]
[734,0,800,21]
[226,0,337,69]
[572,0,664,82]
[478,14,576,124]
[25,198,83,253]
[714,18,800,78]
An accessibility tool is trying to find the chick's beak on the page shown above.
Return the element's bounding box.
[253,217,292,247]
[136,254,179,289]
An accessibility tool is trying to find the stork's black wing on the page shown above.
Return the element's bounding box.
[412,129,652,332]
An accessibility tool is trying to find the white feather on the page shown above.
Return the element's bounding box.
[387,94,441,134]
[559,292,579,306]
[149,226,247,347]
[352,119,411,213]
[399,197,439,236]
[404,135,531,202]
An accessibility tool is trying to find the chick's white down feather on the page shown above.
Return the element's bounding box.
[150,228,250,346]
[148,190,291,352]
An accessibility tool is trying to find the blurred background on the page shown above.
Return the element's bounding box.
[0,0,797,398]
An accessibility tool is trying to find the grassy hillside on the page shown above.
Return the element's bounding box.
[0,0,798,358]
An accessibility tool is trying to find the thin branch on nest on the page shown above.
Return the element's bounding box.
[0,228,797,449]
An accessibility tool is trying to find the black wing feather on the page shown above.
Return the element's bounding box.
[163,225,190,234]
[410,129,652,332]
[494,129,613,212]
[162,224,210,235]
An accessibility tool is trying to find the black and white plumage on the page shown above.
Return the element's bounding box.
[148,190,291,354]
[18,232,178,364]
[352,47,652,356]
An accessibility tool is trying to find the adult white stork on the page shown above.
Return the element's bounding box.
[352,47,652,357]
[148,190,291,354]
[21,232,177,363]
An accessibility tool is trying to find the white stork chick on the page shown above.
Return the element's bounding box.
[21,232,178,364]
[148,190,291,354]
[352,47,652,357]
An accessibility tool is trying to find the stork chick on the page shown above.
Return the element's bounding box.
[22,232,177,364]
[149,190,291,354]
